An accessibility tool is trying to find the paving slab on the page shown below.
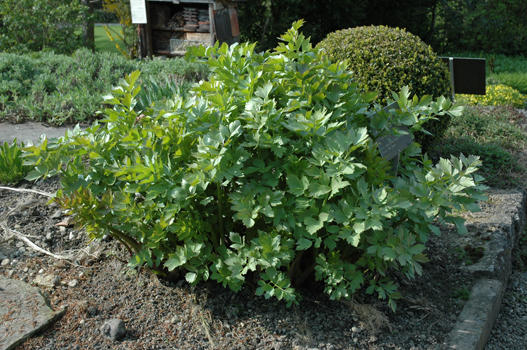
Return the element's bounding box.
[0,276,65,350]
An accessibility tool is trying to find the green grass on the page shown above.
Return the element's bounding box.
[94,24,125,54]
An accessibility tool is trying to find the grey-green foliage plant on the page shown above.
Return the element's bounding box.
[25,21,485,311]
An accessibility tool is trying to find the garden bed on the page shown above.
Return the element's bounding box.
[1,176,519,350]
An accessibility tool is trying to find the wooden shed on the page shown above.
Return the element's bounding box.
[135,0,243,58]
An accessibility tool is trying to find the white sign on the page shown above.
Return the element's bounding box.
[130,0,147,24]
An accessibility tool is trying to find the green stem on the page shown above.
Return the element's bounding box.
[107,225,142,254]
[216,183,224,246]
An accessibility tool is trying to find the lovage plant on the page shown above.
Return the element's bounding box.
[25,21,485,310]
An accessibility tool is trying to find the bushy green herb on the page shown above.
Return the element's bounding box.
[25,21,485,311]
[0,139,30,184]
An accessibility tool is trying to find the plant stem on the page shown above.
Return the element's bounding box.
[216,183,224,246]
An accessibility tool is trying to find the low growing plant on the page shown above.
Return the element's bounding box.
[25,21,485,311]
[0,139,31,184]
[458,84,526,108]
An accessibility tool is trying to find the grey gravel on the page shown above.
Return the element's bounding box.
[486,271,527,349]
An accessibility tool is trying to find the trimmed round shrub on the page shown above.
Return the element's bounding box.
[317,25,452,148]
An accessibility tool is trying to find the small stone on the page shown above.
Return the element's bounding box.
[1,258,10,266]
[351,326,360,333]
[17,247,25,254]
[59,226,66,234]
[100,318,126,341]
[51,209,63,219]
[23,267,29,273]
[7,270,15,277]
[79,319,85,325]
[68,279,78,288]
[45,232,53,240]
[34,274,59,288]
[15,241,24,248]
[69,232,75,240]
[14,224,21,229]
[38,268,44,274]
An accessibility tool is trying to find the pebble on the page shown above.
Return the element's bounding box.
[59,226,66,234]
[7,270,14,277]
[100,318,126,341]
[68,279,79,287]
[34,274,59,288]
[45,232,53,240]
[1,258,10,266]
[38,268,44,274]
[51,209,63,219]
[351,326,360,333]
[23,267,29,273]
[69,232,75,240]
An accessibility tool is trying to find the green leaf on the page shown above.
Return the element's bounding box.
[296,238,312,250]
[185,272,198,284]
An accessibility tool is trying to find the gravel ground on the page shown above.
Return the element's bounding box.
[0,177,525,350]
[485,247,527,350]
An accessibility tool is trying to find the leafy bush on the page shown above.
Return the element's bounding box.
[458,85,526,109]
[0,49,207,125]
[25,22,485,310]
[317,25,451,149]
[0,0,90,54]
[0,139,30,184]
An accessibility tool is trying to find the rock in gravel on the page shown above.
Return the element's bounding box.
[1,258,10,266]
[34,274,59,288]
[67,279,78,288]
[100,318,126,341]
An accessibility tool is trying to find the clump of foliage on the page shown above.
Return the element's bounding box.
[317,25,451,149]
[458,84,526,108]
[0,139,31,184]
[0,0,90,54]
[25,21,485,310]
[0,49,207,125]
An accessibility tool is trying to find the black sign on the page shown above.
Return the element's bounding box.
[440,57,486,95]
[377,128,413,161]
[374,102,413,161]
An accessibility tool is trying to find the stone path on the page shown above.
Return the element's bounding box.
[0,122,74,145]
[0,276,65,350]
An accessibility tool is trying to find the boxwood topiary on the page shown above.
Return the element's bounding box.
[317,25,451,148]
